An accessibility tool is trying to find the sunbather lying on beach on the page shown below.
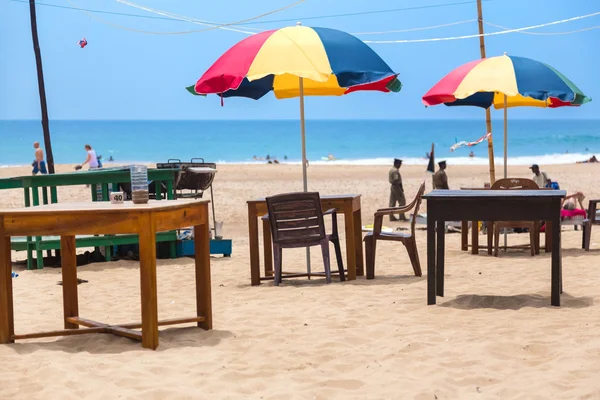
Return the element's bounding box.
[576,155,598,163]
[540,192,586,232]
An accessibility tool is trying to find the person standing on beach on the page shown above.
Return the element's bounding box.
[530,164,551,188]
[80,144,99,170]
[389,158,407,221]
[433,160,449,189]
[32,142,47,175]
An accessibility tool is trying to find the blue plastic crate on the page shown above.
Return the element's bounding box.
[176,239,232,257]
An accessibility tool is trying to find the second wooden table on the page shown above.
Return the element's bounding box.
[247,194,363,285]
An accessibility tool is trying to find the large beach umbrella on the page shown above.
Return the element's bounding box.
[422,54,591,179]
[188,24,401,191]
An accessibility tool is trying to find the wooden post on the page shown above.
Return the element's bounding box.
[477,0,495,184]
[29,0,55,174]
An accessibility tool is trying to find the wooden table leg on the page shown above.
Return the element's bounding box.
[471,220,478,255]
[427,218,436,305]
[436,220,445,297]
[487,222,493,255]
[353,208,364,277]
[0,220,15,344]
[461,221,468,251]
[344,205,357,281]
[60,236,79,330]
[545,221,552,253]
[262,219,273,277]
[248,204,261,286]
[551,215,562,306]
[139,215,159,350]
[194,213,212,330]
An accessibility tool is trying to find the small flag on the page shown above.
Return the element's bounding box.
[426,143,435,174]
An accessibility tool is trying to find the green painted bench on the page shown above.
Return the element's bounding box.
[11,231,178,262]
[1,168,179,269]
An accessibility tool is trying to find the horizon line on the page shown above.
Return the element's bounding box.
[2,117,600,122]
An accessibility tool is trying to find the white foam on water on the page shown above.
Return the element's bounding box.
[215,153,594,166]
[1,153,594,168]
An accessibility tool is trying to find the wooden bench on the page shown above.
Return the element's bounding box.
[11,231,177,263]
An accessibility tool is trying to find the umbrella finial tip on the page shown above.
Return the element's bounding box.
[296,21,302,26]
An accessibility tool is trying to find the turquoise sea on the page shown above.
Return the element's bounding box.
[1,119,599,167]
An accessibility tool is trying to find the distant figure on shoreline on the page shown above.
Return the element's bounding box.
[32,141,47,175]
[108,155,114,162]
[577,155,598,164]
[469,151,475,158]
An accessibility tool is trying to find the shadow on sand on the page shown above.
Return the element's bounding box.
[439,292,593,310]
[8,328,234,355]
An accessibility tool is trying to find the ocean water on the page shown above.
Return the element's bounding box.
[1,119,599,167]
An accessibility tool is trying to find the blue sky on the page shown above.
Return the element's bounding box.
[1,0,598,120]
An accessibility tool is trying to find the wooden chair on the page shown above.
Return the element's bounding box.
[492,178,539,256]
[264,192,344,286]
[364,181,426,279]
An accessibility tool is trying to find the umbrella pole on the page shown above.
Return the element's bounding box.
[300,78,308,192]
[503,94,508,179]
[299,77,311,276]
[503,94,508,249]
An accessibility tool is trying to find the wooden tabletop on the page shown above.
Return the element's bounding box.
[247,194,360,204]
[0,199,209,216]
[424,190,566,199]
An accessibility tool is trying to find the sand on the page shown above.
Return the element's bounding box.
[1,163,600,399]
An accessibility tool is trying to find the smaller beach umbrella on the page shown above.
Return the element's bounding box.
[422,54,591,179]
[188,24,401,191]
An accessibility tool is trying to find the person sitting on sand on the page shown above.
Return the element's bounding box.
[530,164,551,188]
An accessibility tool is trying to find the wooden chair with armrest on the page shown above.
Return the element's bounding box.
[492,178,540,256]
[364,181,426,279]
[263,192,345,286]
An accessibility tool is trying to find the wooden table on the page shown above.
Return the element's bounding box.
[423,190,566,306]
[247,194,363,285]
[0,200,212,350]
